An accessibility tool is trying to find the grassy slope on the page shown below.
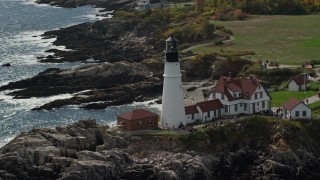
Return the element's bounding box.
[189,15,320,65]
[270,90,317,107]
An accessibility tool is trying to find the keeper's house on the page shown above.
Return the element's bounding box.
[208,75,271,115]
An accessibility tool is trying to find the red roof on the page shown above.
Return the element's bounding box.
[117,109,158,120]
[282,98,301,110]
[197,99,224,112]
[185,105,198,115]
[214,76,261,101]
[291,75,307,86]
[185,99,224,114]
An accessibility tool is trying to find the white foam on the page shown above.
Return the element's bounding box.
[132,99,161,111]
[21,0,61,8]
[0,136,14,148]
[3,93,73,110]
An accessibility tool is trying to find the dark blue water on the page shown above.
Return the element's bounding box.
[0,0,160,147]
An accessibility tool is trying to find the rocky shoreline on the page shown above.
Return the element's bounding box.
[35,0,135,9]
[1,118,319,179]
[0,62,162,110]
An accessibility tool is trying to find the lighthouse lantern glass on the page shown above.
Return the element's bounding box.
[166,40,177,52]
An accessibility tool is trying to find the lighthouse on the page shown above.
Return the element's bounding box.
[160,34,186,128]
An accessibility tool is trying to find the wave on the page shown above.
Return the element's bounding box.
[0,136,14,148]
[2,93,73,110]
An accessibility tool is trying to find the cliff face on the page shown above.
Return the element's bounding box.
[0,117,320,180]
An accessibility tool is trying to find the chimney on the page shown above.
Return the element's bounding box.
[249,75,253,80]
[228,72,232,79]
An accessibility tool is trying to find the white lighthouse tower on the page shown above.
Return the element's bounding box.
[160,34,186,128]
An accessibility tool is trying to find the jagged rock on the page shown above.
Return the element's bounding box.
[35,0,135,9]
[1,118,320,180]
[0,62,162,109]
[158,170,179,180]
[1,63,11,67]
[263,160,294,177]
[39,18,162,64]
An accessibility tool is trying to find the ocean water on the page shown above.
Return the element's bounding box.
[0,0,160,147]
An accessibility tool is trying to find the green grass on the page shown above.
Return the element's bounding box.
[188,15,320,65]
[309,101,320,119]
[309,81,320,89]
[309,101,320,110]
[270,90,317,107]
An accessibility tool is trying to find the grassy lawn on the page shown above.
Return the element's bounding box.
[188,15,320,65]
[310,101,320,119]
[270,90,317,107]
[309,81,320,89]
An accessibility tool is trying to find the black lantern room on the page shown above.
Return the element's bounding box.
[165,34,179,62]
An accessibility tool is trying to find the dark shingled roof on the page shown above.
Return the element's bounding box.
[117,109,158,120]
[282,98,302,111]
[197,99,224,112]
[214,76,261,101]
[185,105,198,115]
[185,99,224,114]
[291,74,307,86]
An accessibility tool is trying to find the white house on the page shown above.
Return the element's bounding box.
[288,74,307,92]
[136,0,168,10]
[282,98,312,119]
[208,75,271,116]
[185,99,224,124]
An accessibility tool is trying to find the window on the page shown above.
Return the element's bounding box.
[235,104,238,112]
[192,113,194,119]
[260,92,263,98]
[295,111,300,117]
[262,101,265,108]
[244,103,247,111]
[302,111,307,117]
[208,112,210,118]
[255,93,258,99]
[234,93,237,98]
[224,105,228,112]
[222,94,225,100]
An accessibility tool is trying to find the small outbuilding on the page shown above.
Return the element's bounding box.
[282,98,311,119]
[117,109,159,131]
[288,74,307,92]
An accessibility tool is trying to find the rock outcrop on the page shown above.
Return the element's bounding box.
[0,120,218,180]
[0,62,162,110]
[35,0,135,9]
[38,18,164,64]
[1,118,320,180]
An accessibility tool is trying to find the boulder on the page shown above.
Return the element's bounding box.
[1,63,11,67]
